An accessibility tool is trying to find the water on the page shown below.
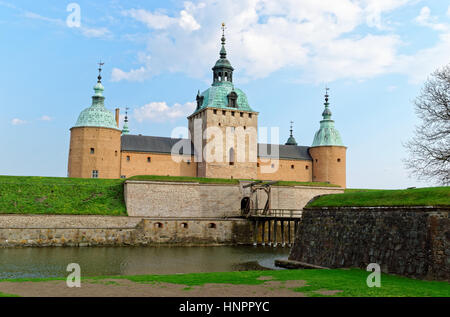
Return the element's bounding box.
[0,246,289,279]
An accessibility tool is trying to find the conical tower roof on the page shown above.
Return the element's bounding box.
[312,89,344,147]
[73,64,119,130]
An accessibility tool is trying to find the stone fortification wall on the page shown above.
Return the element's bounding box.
[289,206,449,281]
[0,215,252,247]
[125,180,344,218]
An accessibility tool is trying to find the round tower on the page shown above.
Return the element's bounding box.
[309,89,347,188]
[68,64,122,179]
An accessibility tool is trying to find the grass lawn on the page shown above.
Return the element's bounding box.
[3,269,449,297]
[307,186,450,207]
[0,175,126,216]
[0,292,20,297]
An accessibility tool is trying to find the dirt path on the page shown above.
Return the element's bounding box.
[0,278,313,297]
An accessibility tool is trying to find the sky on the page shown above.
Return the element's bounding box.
[0,0,449,189]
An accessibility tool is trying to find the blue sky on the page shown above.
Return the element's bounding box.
[0,0,449,189]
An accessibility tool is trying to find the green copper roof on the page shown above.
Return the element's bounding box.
[190,26,254,115]
[311,93,344,147]
[74,78,120,130]
[285,122,298,145]
[193,81,254,114]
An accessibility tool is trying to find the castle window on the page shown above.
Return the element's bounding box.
[249,113,252,118]
[187,160,191,165]
[147,157,151,163]
[337,158,341,162]
[227,91,238,108]
[213,109,217,114]
[218,123,221,126]
[257,163,260,167]
[115,151,118,157]
[244,126,246,130]
[90,148,95,154]
[240,112,243,117]
[271,164,275,168]
[229,148,235,166]
[181,223,188,229]
[127,156,130,162]
[231,111,235,116]
[120,175,126,179]
[222,110,226,115]
[230,127,235,133]
[291,165,295,169]
[155,222,163,229]
[92,170,98,178]
[305,166,309,170]
[208,223,217,229]
[315,159,318,163]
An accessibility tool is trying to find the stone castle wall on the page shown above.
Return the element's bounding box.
[125,180,344,218]
[289,206,449,280]
[0,215,253,247]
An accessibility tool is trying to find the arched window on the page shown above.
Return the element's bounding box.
[229,148,235,166]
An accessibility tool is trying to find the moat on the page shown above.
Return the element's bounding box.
[0,246,289,279]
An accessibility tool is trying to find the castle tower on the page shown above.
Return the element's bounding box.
[188,24,258,179]
[67,64,122,179]
[285,121,298,145]
[309,89,347,188]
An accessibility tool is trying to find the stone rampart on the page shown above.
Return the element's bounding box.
[289,206,449,281]
[0,215,253,247]
[125,180,344,217]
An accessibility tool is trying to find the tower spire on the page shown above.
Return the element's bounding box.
[212,23,234,84]
[285,120,298,145]
[322,86,332,120]
[220,22,227,59]
[122,107,130,135]
[97,61,104,83]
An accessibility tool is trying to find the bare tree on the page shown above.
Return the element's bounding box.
[404,64,450,185]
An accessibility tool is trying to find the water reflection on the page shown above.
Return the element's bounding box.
[0,246,289,279]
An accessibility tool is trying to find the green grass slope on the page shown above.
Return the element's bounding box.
[0,176,126,215]
[307,187,450,207]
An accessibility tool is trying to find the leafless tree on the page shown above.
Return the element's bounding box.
[404,64,450,185]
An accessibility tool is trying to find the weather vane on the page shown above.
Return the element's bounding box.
[97,61,105,82]
[221,22,226,36]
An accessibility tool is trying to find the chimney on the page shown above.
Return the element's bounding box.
[115,108,120,128]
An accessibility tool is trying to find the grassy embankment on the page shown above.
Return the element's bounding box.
[0,175,338,215]
[1,269,449,297]
[0,176,126,216]
[307,187,450,207]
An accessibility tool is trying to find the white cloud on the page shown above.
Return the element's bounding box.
[11,118,26,125]
[133,101,196,123]
[114,0,449,84]
[415,6,448,32]
[123,9,177,29]
[39,115,52,121]
[80,26,111,38]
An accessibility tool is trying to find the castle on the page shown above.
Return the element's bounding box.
[68,28,347,188]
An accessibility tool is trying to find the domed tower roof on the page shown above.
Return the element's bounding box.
[312,88,344,147]
[190,23,255,115]
[73,63,120,130]
[285,121,298,145]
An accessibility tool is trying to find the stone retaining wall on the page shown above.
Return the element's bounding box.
[289,206,449,281]
[0,215,253,247]
[125,180,343,218]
